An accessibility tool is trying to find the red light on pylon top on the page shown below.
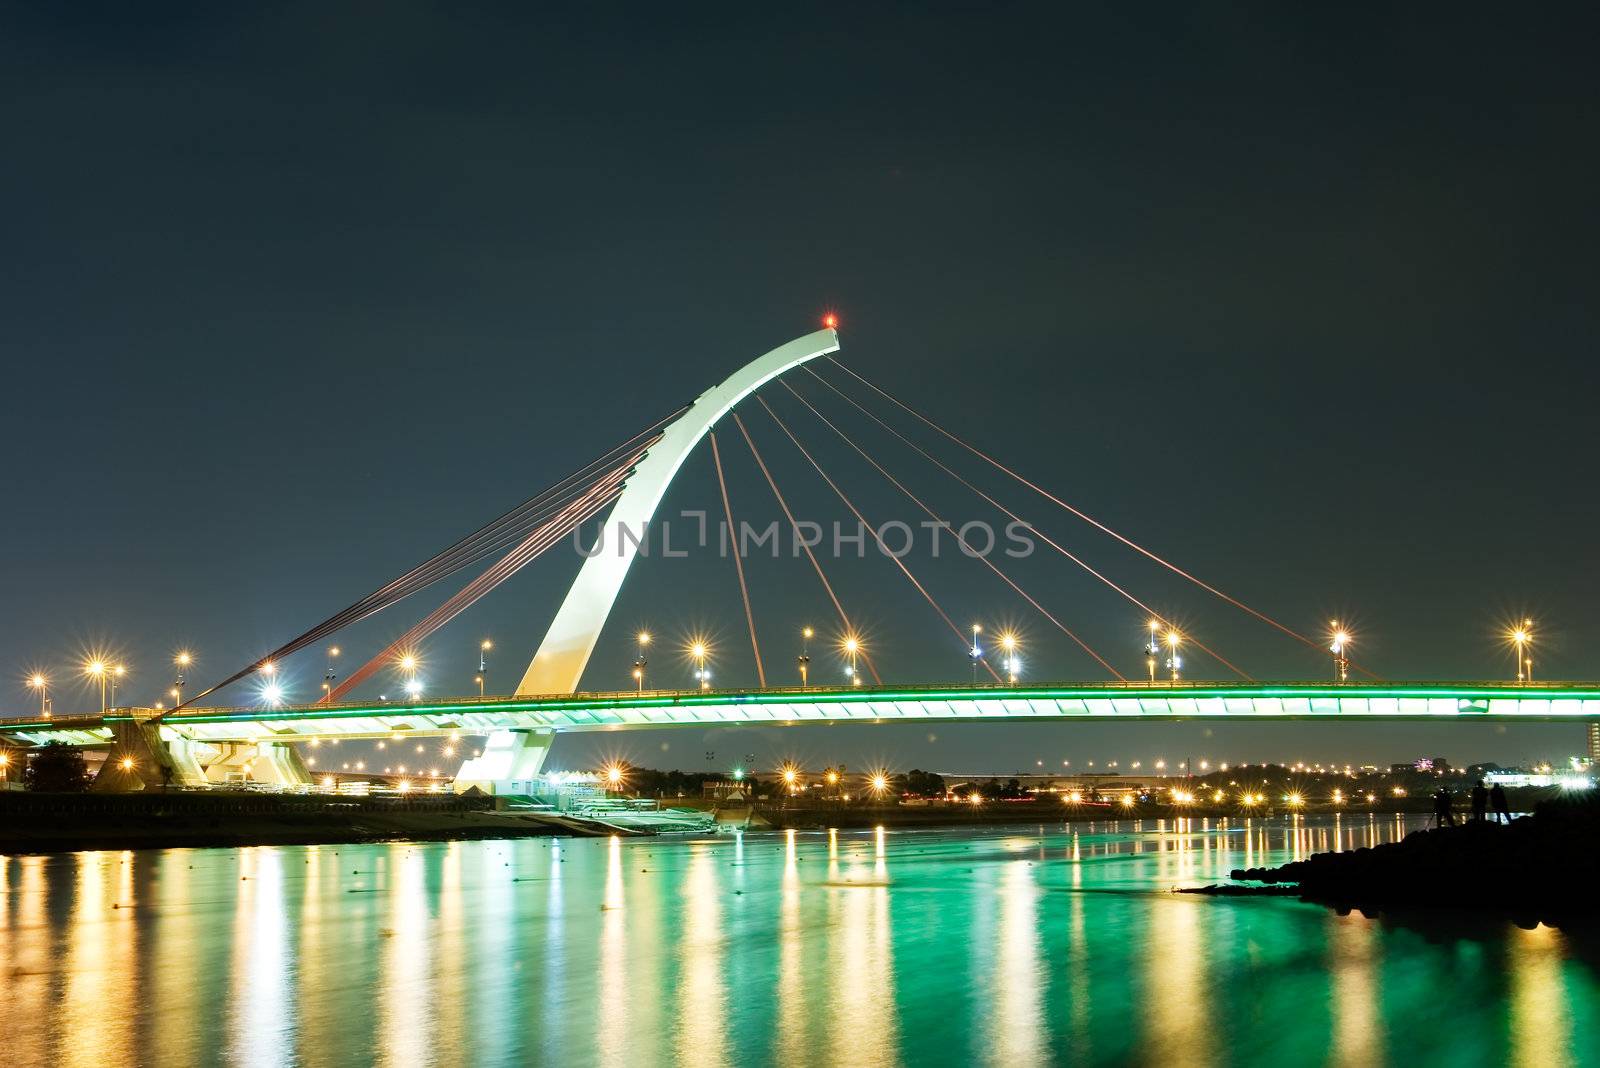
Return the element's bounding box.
[822,313,838,330]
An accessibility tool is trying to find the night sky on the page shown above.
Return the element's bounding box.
[4,4,1597,773]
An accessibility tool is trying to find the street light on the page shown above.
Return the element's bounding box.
[634,631,649,691]
[1144,619,1160,683]
[797,626,813,689]
[174,650,193,708]
[1510,620,1533,683]
[842,634,862,686]
[28,672,50,718]
[970,624,983,684]
[111,664,125,708]
[323,645,340,700]
[85,660,108,714]
[1164,630,1182,682]
[1329,622,1351,683]
[999,632,1019,684]
[690,640,710,690]
[479,639,493,693]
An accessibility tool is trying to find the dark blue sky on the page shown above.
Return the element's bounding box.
[3,3,1597,770]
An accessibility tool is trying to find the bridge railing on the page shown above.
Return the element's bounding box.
[6,677,1597,729]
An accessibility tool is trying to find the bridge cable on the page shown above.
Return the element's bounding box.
[822,359,1379,678]
[708,431,767,688]
[170,412,678,711]
[793,370,1253,681]
[173,457,639,713]
[324,472,628,703]
[753,394,1007,683]
[730,412,883,686]
[761,391,1121,682]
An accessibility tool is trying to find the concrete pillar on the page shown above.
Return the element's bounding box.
[200,741,312,789]
[92,721,207,792]
[453,729,553,794]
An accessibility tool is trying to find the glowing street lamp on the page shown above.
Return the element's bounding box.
[868,770,890,798]
[479,638,493,690]
[999,632,1019,684]
[634,631,650,691]
[690,640,710,690]
[1510,620,1533,683]
[173,650,193,708]
[603,763,626,792]
[85,660,108,714]
[27,672,50,717]
[797,626,813,689]
[1164,629,1182,682]
[781,764,799,795]
[323,645,340,700]
[1144,620,1160,683]
[261,682,285,707]
[1329,622,1350,683]
[970,624,983,684]
[842,634,862,686]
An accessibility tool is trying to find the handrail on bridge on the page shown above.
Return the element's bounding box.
[5,677,1599,731]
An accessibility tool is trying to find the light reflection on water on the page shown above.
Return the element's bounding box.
[1,815,1596,1066]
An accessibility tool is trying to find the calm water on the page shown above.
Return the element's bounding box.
[2,815,1595,1066]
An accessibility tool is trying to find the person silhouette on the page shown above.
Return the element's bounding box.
[1433,788,1457,827]
[1490,782,1511,824]
[1471,781,1488,822]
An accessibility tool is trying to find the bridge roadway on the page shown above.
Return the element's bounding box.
[6,680,1600,749]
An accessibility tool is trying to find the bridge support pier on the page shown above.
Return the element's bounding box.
[452,729,553,795]
[201,742,313,789]
[92,722,208,791]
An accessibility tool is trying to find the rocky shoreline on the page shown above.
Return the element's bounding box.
[1184,793,1600,929]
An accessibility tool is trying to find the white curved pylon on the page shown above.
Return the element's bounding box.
[516,327,841,695]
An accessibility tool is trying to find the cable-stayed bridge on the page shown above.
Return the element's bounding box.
[6,323,1592,792]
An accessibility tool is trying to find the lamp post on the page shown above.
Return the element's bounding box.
[970,624,983,684]
[173,651,192,708]
[691,642,709,691]
[634,631,649,691]
[1164,630,1182,682]
[798,626,812,689]
[86,661,107,714]
[323,645,340,701]
[1000,632,1019,685]
[479,639,493,694]
[28,673,50,718]
[843,635,862,686]
[1144,620,1160,683]
[1511,620,1532,683]
[1329,622,1350,683]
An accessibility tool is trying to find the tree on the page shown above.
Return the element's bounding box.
[905,769,946,797]
[23,742,91,792]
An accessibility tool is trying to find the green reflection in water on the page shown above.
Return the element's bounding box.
[1,816,1596,1067]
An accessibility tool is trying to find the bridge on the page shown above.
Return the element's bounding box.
[6,322,1592,792]
[6,681,1598,791]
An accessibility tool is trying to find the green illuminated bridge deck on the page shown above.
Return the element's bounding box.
[5,680,1600,748]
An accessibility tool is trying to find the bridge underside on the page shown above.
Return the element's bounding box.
[7,683,1600,754]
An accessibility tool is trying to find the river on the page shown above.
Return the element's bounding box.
[2,814,1594,1065]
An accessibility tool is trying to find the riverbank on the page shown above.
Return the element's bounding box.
[0,792,622,854]
[748,795,1479,829]
[1211,793,1600,928]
